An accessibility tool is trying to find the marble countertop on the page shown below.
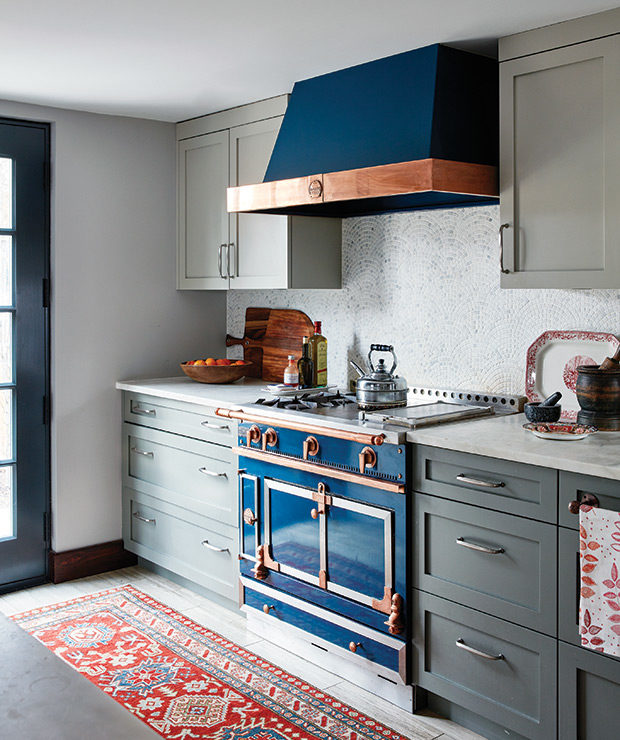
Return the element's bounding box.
[117,377,620,480]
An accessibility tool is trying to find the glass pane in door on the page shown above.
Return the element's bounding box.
[0,157,12,228]
[0,236,12,305]
[0,466,13,539]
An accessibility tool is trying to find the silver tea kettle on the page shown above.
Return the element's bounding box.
[350,344,408,410]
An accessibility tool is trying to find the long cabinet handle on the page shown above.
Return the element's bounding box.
[456,537,504,555]
[201,539,230,553]
[456,474,505,489]
[200,420,229,430]
[131,447,154,458]
[228,242,235,278]
[132,406,156,416]
[499,223,511,274]
[456,638,504,661]
[133,512,156,524]
[218,243,227,279]
[198,467,227,479]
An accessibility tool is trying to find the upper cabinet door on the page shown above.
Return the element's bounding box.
[229,118,289,289]
[500,36,620,288]
[177,130,230,290]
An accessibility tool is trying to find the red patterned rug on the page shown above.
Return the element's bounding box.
[12,585,407,739]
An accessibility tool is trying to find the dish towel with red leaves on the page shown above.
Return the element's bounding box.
[579,504,620,657]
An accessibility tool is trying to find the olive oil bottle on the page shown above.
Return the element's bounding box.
[297,337,315,389]
[308,321,327,387]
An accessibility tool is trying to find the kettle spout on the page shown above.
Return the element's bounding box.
[349,360,365,378]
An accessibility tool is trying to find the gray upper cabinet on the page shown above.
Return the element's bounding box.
[177,96,342,291]
[499,16,620,288]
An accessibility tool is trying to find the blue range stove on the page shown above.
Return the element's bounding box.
[216,396,413,708]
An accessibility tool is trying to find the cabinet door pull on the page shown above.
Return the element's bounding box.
[228,242,236,278]
[200,420,229,430]
[456,638,504,661]
[218,244,227,279]
[198,467,227,479]
[133,512,156,524]
[456,537,504,555]
[201,539,229,553]
[132,405,156,416]
[131,447,154,458]
[499,223,511,274]
[456,474,505,488]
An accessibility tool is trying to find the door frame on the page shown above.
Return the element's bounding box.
[0,116,51,594]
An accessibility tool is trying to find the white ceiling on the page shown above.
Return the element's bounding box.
[1,0,615,122]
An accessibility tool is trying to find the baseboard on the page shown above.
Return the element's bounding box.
[49,540,137,584]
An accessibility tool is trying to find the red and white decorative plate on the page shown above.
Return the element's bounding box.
[522,422,598,440]
[525,331,620,420]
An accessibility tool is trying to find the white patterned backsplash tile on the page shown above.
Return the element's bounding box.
[227,206,619,394]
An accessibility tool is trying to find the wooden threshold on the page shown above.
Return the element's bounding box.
[227,158,498,213]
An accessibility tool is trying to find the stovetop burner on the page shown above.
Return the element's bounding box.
[254,390,355,411]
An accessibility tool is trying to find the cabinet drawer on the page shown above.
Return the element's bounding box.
[559,640,620,740]
[413,445,557,522]
[123,392,235,447]
[122,488,237,601]
[243,581,405,679]
[559,472,620,530]
[123,423,236,526]
[414,494,557,634]
[414,592,557,739]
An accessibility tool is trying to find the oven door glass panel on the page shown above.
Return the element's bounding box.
[265,479,320,584]
[239,472,259,560]
[326,498,393,606]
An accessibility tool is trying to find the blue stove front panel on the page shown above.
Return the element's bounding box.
[238,421,405,482]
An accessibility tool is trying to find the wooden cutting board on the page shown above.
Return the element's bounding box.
[226,307,314,382]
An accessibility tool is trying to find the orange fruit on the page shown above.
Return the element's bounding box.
[234,360,245,365]
[215,359,228,366]
[205,358,216,366]
[194,359,206,366]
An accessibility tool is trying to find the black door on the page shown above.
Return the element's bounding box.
[0,118,50,592]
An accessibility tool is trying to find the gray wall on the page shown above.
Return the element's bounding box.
[228,206,619,392]
[0,100,226,552]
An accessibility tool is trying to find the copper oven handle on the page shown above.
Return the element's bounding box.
[216,408,385,446]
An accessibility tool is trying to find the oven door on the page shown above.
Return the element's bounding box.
[261,474,394,608]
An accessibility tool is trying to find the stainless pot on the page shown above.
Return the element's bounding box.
[350,344,408,409]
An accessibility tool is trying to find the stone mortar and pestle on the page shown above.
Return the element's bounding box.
[524,391,562,422]
[576,345,620,431]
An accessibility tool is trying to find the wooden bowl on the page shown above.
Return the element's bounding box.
[180,361,252,384]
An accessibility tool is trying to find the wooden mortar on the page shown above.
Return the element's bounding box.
[576,365,620,431]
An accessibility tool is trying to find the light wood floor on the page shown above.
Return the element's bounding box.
[0,566,485,740]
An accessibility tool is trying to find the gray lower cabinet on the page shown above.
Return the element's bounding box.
[414,494,557,635]
[121,391,239,601]
[559,641,620,740]
[414,592,557,740]
[499,12,620,288]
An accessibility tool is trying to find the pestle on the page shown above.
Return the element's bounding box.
[540,391,562,407]
[599,345,620,371]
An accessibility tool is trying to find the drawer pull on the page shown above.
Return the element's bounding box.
[456,537,505,555]
[456,473,505,489]
[349,641,362,653]
[133,512,156,524]
[456,638,504,661]
[198,467,228,479]
[131,447,154,458]
[263,604,275,614]
[201,540,230,553]
[200,420,229,430]
[132,405,156,416]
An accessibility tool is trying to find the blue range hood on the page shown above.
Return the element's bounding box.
[227,44,498,217]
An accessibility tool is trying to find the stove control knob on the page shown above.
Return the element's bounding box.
[303,435,319,460]
[310,508,319,520]
[359,446,377,473]
[246,424,261,447]
[263,604,275,614]
[262,427,278,451]
[243,508,257,526]
[349,641,362,653]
